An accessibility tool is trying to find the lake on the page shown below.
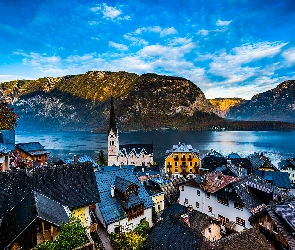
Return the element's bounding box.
[15,130,295,166]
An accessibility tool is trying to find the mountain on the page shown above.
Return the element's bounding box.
[0,71,226,132]
[224,80,295,123]
[209,98,245,117]
[1,72,294,132]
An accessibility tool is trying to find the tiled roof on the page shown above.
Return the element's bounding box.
[267,201,295,250]
[201,154,227,172]
[16,142,49,156]
[227,152,241,159]
[188,210,215,233]
[146,215,205,250]
[200,172,239,193]
[94,169,154,226]
[165,142,199,155]
[0,191,70,249]
[63,155,99,168]
[119,143,153,157]
[254,170,292,189]
[114,175,137,193]
[211,228,272,250]
[232,174,275,213]
[160,203,188,219]
[0,130,15,153]
[121,192,143,209]
[0,163,100,220]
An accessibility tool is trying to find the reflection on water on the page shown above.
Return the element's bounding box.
[15,130,295,166]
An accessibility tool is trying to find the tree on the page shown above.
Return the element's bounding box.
[111,220,149,250]
[34,216,89,250]
[0,100,18,130]
[96,150,107,166]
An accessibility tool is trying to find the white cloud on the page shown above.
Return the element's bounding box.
[108,41,128,51]
[282,47,295,65]
[133,26,177,36]
[90,3,129,21]
[123,34,148,46]
[197,29,209,36]
[216,19,232,26]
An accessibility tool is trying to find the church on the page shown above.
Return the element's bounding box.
[107,97,154,167]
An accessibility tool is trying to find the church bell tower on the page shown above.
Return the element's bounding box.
[108,96,119,166]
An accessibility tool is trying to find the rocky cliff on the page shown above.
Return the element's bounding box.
[225,80,295,123]
[209,98,245,117]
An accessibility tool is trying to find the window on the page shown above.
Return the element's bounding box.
[197,190,200,196]
[207,193,210,199]
[236,217,245,227]
[184,198,188,204]
[158,204,161,210]
[196,202,199,208]
[114,226,121,233]
[175,167,178,173]
[208,206,212,213]
[189,162,192,166]
[181,186,184,191]
[217,196,229,206]
[208,228,211,233]
[234,202,243,211]
[175,162,178,166]
[189,168,192,173]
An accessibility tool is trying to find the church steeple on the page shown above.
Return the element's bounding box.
[109,96,117,134]
[108,96,119,166]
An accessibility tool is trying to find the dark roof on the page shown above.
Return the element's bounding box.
[0,191,70,249]
[230,158,253,173]
[33,164,100,208]
[188,210,215,233]
[254,170,291,189]
[146,215,206,250]
[114,175,137,193]
[15,142,49,156]
[122,192,143,209]
[95,169,154,226]
[211,228,271,250]
[119,143,153,156]
[227,152,241,159]
[201,154,227,172]
[232,174,275,214]
[161,203,188,219]
[0,164,100,221]
[267,200,295,250]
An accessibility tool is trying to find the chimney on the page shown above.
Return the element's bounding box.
[111,185,115,197]
[142,167,145,172]
[181,214,190,227]
[74,155,78,162]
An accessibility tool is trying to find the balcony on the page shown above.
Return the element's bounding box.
[181,157,186,161]
[174,157,179,161]
[187,157,192,161]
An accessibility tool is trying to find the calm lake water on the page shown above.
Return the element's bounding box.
[15,130,295,166]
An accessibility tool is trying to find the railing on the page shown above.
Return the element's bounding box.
[181,157,186,161]
[174,157,179,161]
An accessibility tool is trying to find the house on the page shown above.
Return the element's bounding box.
[201,149,227,173]
[94,168,154,233]
[250,197,295,250]
[133,165,161,182]
[164,142,201,179]
[107,97,153,167]
[0,191,70,249]
[179,172,281,232]
[15,142,49,167]
[248,152,277,171]
[254,170,292,191]
[278,158,295,187]
[143,181,165,213]
[62,154,99,169]
[0,130,15,171]
[0,163,100,239]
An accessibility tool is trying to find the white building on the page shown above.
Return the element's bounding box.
[179,173,277,232]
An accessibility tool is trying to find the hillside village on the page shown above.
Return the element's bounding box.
[1,99,295,249]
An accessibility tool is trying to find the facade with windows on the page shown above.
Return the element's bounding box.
[179,173,279,232]
[165,142,201,179]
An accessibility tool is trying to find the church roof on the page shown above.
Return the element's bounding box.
[119,143,153,157]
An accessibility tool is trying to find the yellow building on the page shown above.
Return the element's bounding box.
[165,142,201,179]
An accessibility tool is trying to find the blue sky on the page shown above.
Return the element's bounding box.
[0,0,295,99]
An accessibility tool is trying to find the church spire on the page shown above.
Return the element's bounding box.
[109,96,117,133]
